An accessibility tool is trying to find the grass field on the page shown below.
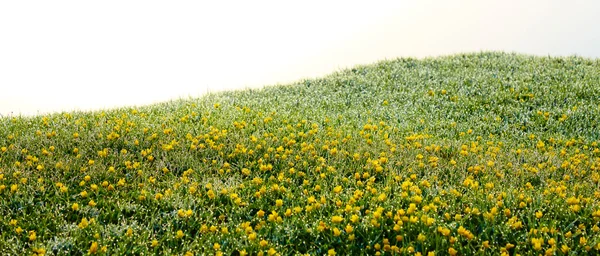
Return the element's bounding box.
[1,52,600,255]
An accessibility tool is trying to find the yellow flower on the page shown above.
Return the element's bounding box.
[176,230,184,239]
[28,231,36,241]
[213,243,221,250]
[333,228,341,236]
[89,242,99,254]
[448,247,457,256]
[126,228,133,237]
[345,224,354,233]
[78,218,89,229]
[151,239,159,247]
[259,239,268,247]
[561,245,569,253]
[331,216,344,223]
[531,237,544,251]
[535,211,543,219]
[276,199,283,207]
[328,248,336,255]
[333,186,342,194]
[580,236,587,246]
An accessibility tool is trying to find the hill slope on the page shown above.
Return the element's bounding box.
[1,52,600,255]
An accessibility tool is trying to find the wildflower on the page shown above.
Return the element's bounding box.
[89,242,98,254]
[448,247,457,256]
[333,186,342,193]
[333,228,341,236]
[260,239,268,247]
[535,211,543,219]
[176,230,184,239]
[126,228,133,237]
[78,218,89,229]
[580,236,587,246]
[531,237,544,251]
[331,216,344,223]
[345,224,354,233]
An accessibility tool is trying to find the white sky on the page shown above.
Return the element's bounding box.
[1,0,599,116]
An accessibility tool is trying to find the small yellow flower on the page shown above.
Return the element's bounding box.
[345,224,354,233]
[89,242,99,254]
[331,216,344,223]
[259,239,268,247]
[333,186,342,194]
[333,228,341,236]
[28,231,36,241]
[535,211,543,219]
[78,218,89,229]
[448,248,457,256]
[151,239,159,247]
[176,230,184,239]
[580,236,587,246]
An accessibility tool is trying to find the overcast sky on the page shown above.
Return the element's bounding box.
[1,0,599,116]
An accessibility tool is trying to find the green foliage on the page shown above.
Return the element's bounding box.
[1,52,600,255]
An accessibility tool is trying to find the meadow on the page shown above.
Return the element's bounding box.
[1,52,600,255]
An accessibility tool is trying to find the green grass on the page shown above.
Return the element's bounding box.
[1,52,600,255]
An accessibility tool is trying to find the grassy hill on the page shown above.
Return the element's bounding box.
[1,52,600,255]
